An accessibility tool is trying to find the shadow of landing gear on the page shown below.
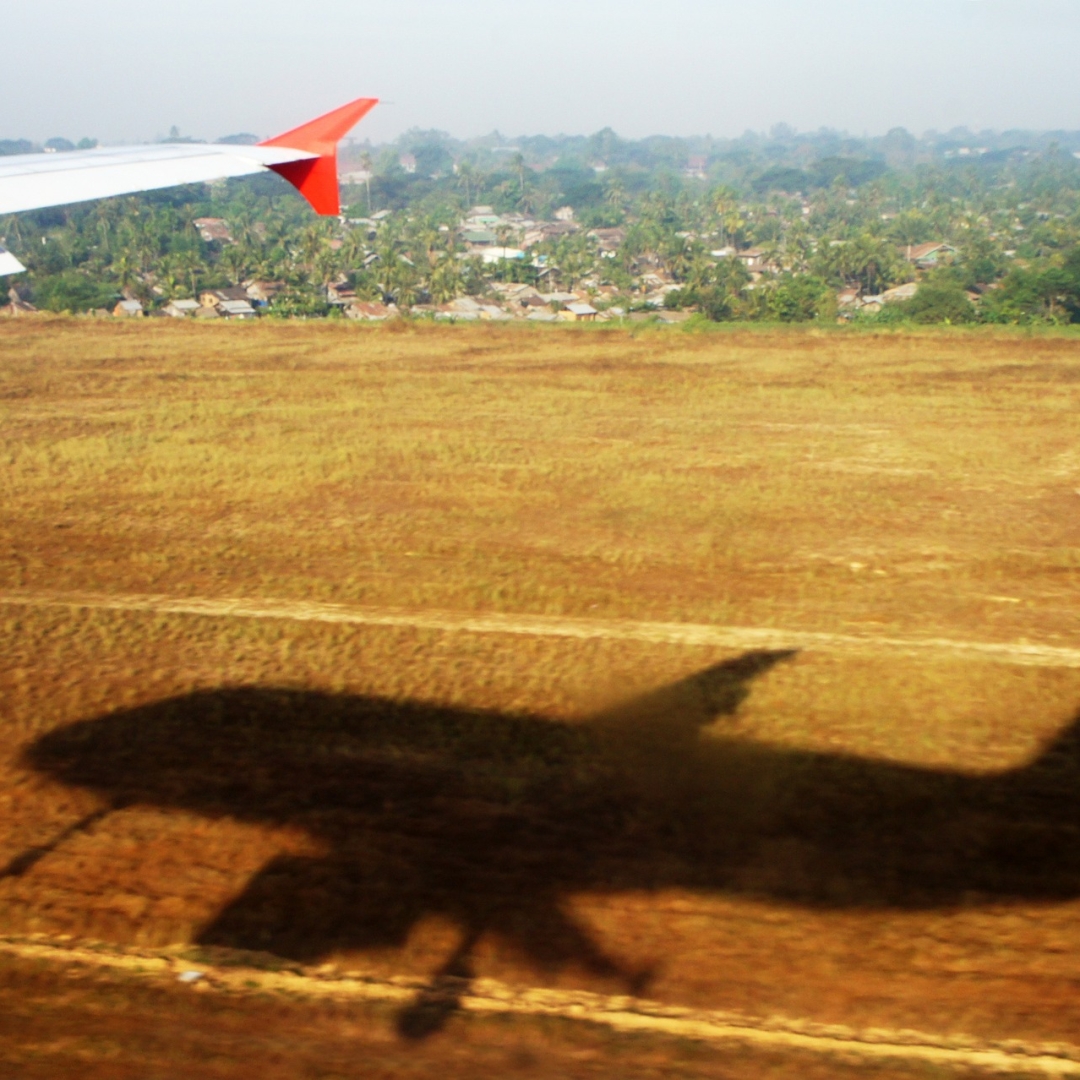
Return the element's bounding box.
[395,930,479,1041]
[22,646,1080,1040]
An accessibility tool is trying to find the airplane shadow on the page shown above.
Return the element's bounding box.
[17,649,1080,1037]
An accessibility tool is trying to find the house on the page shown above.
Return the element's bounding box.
[327,281,357,305]
[491,283,544,307]
[244,281,284,306]
[904,242,957,268]
[461,229,497,249]
[448,297,483,313]
[640,272,674,290]
[345,301,393,320]
[465,207,502,227]
[881,282,918,303]
[684,155,708,180]
[561,302,598,322]
[399,153,417,174]
[735,248,772,274]
[218,299,257,319]
[193,218,233,243]
[163,298,200,318]
[644,290,677,308]
[554,206,575,222]
[588,227,626,254]
[0,288,37,317]
[521,221,578,248]
[199,286,250,309]
[480,247,526,264]
[112,299,144,317]
[836,287,861,309]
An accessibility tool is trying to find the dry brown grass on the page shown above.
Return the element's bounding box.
[3,318,1080,1073]
[3,318,1079,636]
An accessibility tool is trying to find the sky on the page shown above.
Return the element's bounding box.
[4,1,1080,145]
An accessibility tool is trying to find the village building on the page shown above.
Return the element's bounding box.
[588,227,626,254]
[163,298,200,318]
[464,207,502,228]
[0,288,37,317]
[904,242,957,268]
[345,300,394,320]
[480,247,526,264]
[244,281,283,306]
[461,229,497,250]
[880,282,919,303]
[735,248,774,275]
[199,286,250,309]
[684,155,708,180]
[539,291,578,306]
[561,302,598,322]
[217,299,257,319]
[112,298,144,317]
[327,281,357,305]
[193,218,233,243]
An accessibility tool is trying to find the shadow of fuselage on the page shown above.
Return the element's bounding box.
[19,649,1080,1016]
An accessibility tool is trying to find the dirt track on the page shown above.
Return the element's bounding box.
[3,935,1079,1076]
[3,588,1079,668]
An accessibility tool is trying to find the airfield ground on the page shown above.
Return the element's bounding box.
[2,319,1080,1076]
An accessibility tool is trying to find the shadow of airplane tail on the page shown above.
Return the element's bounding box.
[17,647,1080,1036]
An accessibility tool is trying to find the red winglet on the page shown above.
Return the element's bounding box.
[260,97,378,216]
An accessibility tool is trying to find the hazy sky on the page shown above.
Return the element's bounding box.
[5,1,1080,144]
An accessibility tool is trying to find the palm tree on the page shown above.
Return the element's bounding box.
[604,176,627,218]
[360,152,374,213]
[510,152,526,196]
[175,250,203,298]
[111,250,138,292]
[457,161,478,208]
[220,244,248,285]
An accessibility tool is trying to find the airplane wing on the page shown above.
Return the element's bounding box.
[0,244,25,275]
[0,97,377,274]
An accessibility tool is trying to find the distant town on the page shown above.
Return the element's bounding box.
[4,122,1080,325]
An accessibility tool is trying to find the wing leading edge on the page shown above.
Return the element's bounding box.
[0,97,377,273]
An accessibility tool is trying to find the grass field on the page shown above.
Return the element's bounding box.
[2,318,1080,1076]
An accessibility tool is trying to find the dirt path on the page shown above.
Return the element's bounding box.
[2,588,1079,668]
[1,935,1077,1076]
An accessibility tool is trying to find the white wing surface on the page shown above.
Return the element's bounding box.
[0,97,378,276]
[0,245,26,275]
[0,143,317,217]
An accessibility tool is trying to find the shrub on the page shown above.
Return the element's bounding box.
[32,273,117,313]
